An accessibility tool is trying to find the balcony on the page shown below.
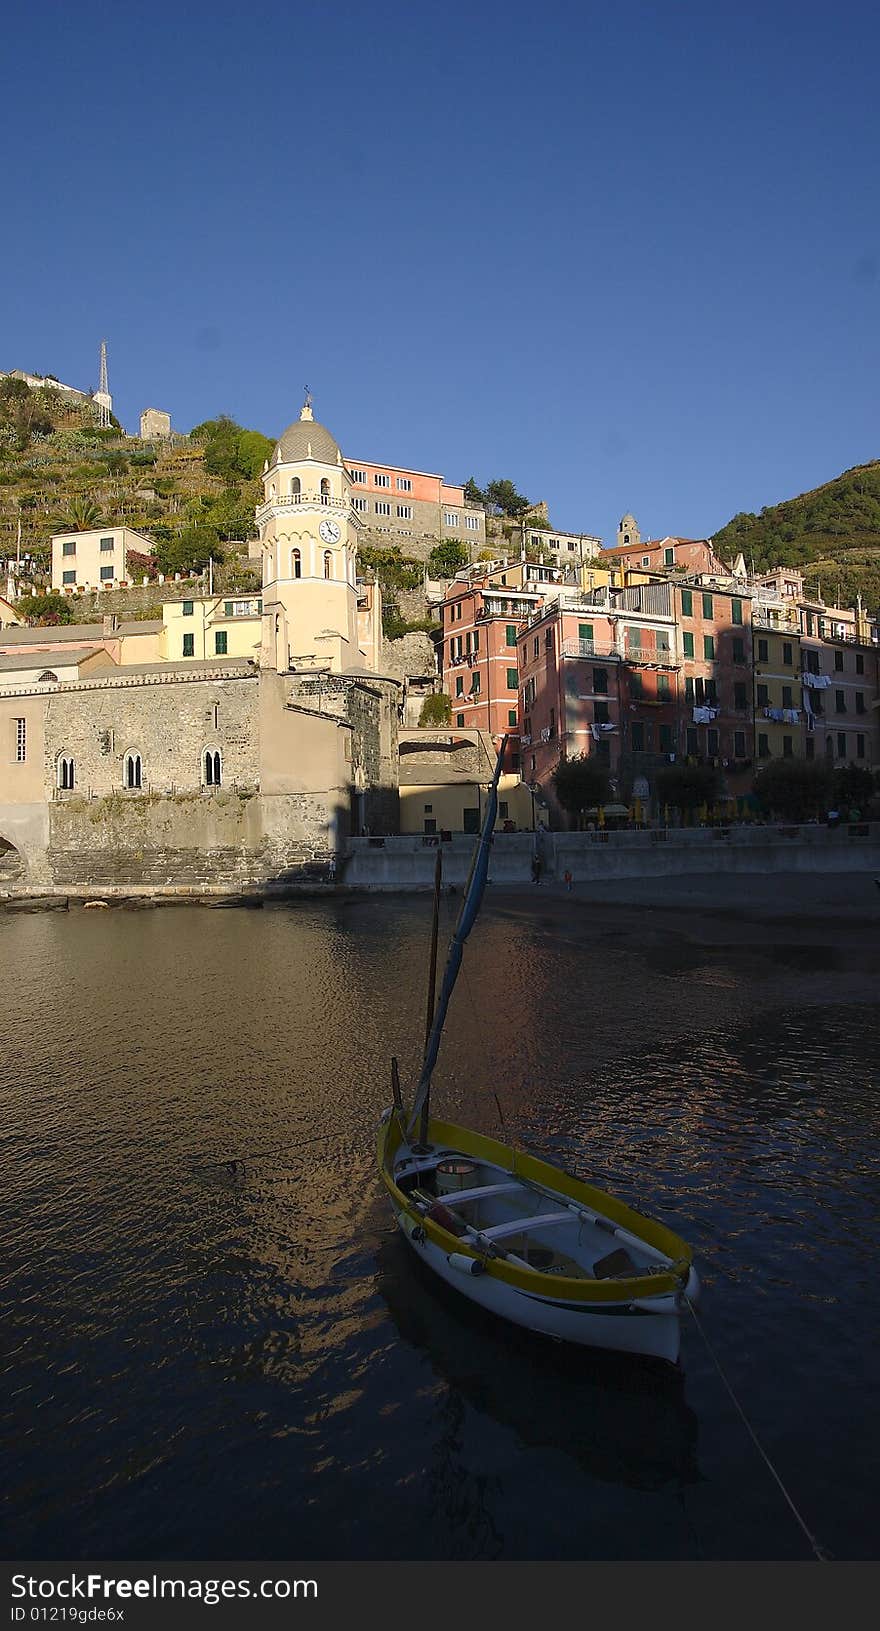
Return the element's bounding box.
[255,493,349,522]
[561,638,619,659]
[624,646,680,669]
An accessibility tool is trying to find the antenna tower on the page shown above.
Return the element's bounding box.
[96,340,111,427]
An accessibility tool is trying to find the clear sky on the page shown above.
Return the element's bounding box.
[2,0,878,545]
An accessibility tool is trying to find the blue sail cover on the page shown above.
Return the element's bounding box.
[406,737,506,1139]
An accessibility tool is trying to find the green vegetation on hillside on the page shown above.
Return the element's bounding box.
[713,461,880,609]
[0,389,268,592]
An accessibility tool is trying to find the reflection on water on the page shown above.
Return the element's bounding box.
[1,896,878,1560]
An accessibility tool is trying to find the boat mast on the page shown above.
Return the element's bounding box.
[416,846,443,1149]
[406,734,507,1143]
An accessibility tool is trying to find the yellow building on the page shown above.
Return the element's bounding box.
[161,595,262,663]
[398,728,533,834]
[753,626,803,763]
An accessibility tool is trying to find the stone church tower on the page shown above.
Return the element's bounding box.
[258,402,363,674]
[617,513,641,550]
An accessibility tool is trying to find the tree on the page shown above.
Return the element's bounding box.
[655,763,721,814]
[752,759,833,821]
[15,591,74,626]
[154,525,222,576]
[464,477,486,505]
[833,763,875,812]
[552,754,612,826]
[428,538,469,577]
[51,498,102,531]
[483,479,531,519]
[419,692,453,726]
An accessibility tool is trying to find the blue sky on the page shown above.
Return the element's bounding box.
[2,0,878,545]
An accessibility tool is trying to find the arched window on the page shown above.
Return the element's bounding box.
[57,755,75,790]
[320,478,330,505]
[324,551,333,580]
[124,752,142,790]
[291,477,301,501]
[203,748,222,787]
[292,548,302,579]
[38,670,59,684]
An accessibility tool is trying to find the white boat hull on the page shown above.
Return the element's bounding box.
[390,1198,689,1365]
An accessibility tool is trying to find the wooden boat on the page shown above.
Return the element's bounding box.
[378,737,699,1365]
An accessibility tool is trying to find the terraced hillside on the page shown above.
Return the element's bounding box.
[0,381,265,592]
[713,460,880,609]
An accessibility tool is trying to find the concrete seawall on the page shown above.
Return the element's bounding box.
[343,824,880,889]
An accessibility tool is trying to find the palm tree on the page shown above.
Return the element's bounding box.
[52,497,102,532]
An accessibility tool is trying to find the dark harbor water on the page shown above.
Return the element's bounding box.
[1,890,878,1562]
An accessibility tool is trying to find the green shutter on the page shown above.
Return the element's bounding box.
[506,624,517,646]
[731,599,743,625]
[182,633,194,657]
[183,600,194,616]
[215,631,228,655]
[704,635,715,660]
[578,623,594,642]
[702,593,713,618]
[683,631,694,657]
[224,601,233,616]
[507,668,519,688]
[680,589,692,616]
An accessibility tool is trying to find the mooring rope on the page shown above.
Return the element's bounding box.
[684,1293,830,1561]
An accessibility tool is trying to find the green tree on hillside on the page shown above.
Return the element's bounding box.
[428,539,469,577]
[52,497,102,531]
[483,479,531,519]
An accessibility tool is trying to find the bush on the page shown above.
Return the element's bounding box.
[419,693,453,726]
[15,591,74,626]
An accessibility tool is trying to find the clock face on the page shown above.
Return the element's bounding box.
[319,518,341,544]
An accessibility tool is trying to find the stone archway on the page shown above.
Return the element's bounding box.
[0,835,25,883]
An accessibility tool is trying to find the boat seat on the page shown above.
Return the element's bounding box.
[593,1246,638,1279]
[480,1211,570,1241]
[441,1182,523,1208]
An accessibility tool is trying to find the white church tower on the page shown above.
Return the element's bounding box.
[257,400,363,674]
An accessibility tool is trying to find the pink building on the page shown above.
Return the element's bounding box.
[440,570,547,772]
[345,459,486,558]
[602,536,730,577]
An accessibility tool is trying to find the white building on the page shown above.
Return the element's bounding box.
[51,526,155,593]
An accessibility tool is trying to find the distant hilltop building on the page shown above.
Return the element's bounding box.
[0,369,89,403]
[0,341,114,428]
[140,408,172,441]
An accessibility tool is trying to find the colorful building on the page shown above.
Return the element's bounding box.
[345,459,486,560]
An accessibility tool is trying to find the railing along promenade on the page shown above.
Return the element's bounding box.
[343,822,880,888]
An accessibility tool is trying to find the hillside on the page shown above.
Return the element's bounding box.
[713,460,880,610]
[0,379,268,593]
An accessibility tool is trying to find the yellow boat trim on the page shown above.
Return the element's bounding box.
[378,1112,692,1303]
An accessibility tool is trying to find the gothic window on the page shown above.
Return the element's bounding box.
[324,551,333,580]
[124,753,142,790]
[292,549,302,579]
[203,749,222,787]
[57,755,75,790]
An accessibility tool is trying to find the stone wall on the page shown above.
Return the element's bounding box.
[379,632,438,683]
[47,789,336,890]
[44,669,260,798]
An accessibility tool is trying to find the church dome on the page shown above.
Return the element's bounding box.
[273,403,341,466]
